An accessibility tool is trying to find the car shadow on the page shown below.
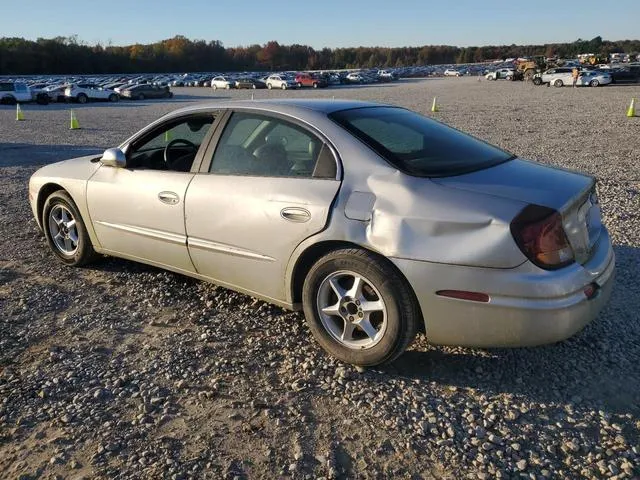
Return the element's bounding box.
[60,235,639,419]
[378,243,639,417]
[0,142,103,167]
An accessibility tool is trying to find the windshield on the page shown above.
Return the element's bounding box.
[329,106,514,177]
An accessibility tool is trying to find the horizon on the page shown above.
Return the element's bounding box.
[3,0,639,49]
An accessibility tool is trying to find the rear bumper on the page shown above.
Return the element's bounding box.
[391,229,615,347]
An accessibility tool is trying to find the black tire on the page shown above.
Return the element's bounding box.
[312,82,318,88]
[267,83,272,90]
[252,84,257,89]
[109,93,119,102]
[42,191,99,267]
[533,77,542,86]
[1,95,16,105]
[302,248,419,366]
[590,79,599,87]
[281,83,287,90]
[137,93,144,100]
[554,79,563,88]
[77,93,88,104]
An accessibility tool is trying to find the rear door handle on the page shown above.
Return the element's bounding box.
[158,191,180,205]
[281,207,311,223]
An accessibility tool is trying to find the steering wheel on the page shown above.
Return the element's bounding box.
[164,138,197,167]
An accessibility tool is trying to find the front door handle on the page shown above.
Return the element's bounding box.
[281,207,311,223]
[158,191,179,205]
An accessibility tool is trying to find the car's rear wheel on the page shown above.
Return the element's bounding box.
[109,93,118,102]
[554,79,563,87]
[281,83,287,90]
[42,191,99,267]
[267,83,272,90]
[137,93,145,100]
[77,93,88,104]
[302,248,419,366]
[533,77,542,85]
[590,79,600,87]
[312,82,318,88]
[212,84,217,90]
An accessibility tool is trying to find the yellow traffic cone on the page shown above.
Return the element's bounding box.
[70,110,80,130]
[627,98,636,118]
[16,103,24,121]
[431,97,440,113]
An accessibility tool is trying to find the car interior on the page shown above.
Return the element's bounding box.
[209,114,335,178]
[126,115,214,172]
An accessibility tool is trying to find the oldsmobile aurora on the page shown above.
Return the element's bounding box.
[28,100,615,366]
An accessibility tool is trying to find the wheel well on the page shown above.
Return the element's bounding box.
[290,240,425,333]
[37,183,65,225]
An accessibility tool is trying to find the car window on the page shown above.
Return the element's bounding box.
[209,112,330,178]
[330,106,513,177]
[127,114,215,172]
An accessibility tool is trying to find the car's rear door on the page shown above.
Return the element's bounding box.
[184,109,342,303]
[87,112,219,273]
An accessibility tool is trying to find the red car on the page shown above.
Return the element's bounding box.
[295,73,328,88]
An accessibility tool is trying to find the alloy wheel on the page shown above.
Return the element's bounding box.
[48,205,79,256]
[316,270,388,350]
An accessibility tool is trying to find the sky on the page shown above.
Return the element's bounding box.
[2,0,639,49]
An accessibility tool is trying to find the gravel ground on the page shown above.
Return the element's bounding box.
[0,78,639,479]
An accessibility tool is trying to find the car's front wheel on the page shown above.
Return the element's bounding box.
[77,93,88,104]
[590,79,600,87]
[533,77,542,85]
[554,79,563,87]
[281,83,287,90]
[42,191,99,266]
[302,248,419,366]
[109,93,119,102]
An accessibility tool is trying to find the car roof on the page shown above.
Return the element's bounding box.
[166,99,385,117]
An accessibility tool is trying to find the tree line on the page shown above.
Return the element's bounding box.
[1,35,638,75]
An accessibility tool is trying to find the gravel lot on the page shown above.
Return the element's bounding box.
[1,78,639,479]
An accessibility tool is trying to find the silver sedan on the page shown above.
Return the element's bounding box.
[28,100,615,366]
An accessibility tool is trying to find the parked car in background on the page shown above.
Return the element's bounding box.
[533,67,575,87]
[607,68,640,84]
[266,74,297,90]
[65,84,119,103]
[485,68,515,80]
[41,84,68,103]
[28,99,614,367]
[234,77,266,89]
[120,84,173,99]
[576,71,612,87]
[377,70,397,82]
[0,82,31,104]
[211,76,234,90]
[345,72,364,84]
[295,73,328,88]
[444,69,462,77]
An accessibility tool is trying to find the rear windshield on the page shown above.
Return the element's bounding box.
[329,106,513,177]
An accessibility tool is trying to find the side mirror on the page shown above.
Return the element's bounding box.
[100,148,126,168]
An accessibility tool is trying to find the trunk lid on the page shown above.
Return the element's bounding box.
[433,158,601,264]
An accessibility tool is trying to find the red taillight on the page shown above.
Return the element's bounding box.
[511,205,574,270]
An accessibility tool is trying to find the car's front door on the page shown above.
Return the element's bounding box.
[87,113,218,273]
[184,110,342,303]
